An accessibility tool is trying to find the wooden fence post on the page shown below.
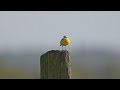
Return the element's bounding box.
[40,50,71,79]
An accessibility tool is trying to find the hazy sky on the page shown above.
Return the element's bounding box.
[0,11,120,52]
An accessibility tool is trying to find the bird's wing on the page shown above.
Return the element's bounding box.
[60,38,64,46]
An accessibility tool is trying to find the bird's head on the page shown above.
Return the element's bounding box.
[63,35,67,38]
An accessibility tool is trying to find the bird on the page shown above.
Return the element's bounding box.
[60,35,70,50]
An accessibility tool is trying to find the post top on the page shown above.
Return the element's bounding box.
[41,50,70,58]
[47,50,69,53]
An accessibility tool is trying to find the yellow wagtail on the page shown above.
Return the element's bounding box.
[60,35,70,50]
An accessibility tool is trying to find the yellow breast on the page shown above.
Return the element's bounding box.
[60,37,70,46]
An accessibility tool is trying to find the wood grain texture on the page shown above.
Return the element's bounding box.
[40,50,71,79]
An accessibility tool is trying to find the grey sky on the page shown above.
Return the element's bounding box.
[0,11,120,52]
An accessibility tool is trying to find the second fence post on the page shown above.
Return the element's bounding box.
[40,50,71,79]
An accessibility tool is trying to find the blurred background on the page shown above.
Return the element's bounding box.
[0,11,120,79]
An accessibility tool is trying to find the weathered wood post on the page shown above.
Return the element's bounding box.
[40,50,71,79]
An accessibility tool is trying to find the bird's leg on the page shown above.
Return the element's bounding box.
[62,46,63,51]
[65,46,66,50]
